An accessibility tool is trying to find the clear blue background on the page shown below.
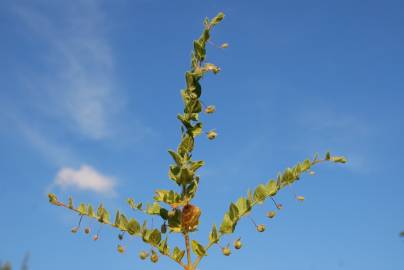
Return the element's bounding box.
[0,0,403,269]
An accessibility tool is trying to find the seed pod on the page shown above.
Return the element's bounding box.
[84,227,91,234]
[161,223,167,234]
[256,224,266,232]
[204,105,216,114]
[139,251,149,260]
[266,211,276,219]
[296,196,305,202]
[222,246,231,256]
[150,251,159,263]
[234,238,242,250]
[117,244,125,254]
[181,204,201,232]
[207,130,217,140]
[71,227,79,234]
[118,233,124,240]
[93,234,99,241]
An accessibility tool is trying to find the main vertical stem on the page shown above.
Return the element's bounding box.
[184,233,192,270]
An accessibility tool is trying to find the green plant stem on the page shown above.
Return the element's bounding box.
[184,233,192,269]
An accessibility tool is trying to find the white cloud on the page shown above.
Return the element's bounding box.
[54,165,116,195]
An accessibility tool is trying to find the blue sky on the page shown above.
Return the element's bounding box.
[0,0,403,269]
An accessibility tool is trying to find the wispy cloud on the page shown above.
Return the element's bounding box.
[13,1,125,140]
[54,165,116,195]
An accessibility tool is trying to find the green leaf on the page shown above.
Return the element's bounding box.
[254,184,267,203]
[190,122,203,137]
[332,156,347,163]
[68,196,74,209]
[154,190,183,207]
[158,237,169,255]
[193,41,206,61]
[235,197,251,216]
[146,202,161,215]
[128,198,143,210]
[119,214,129,231]
[114,210,120,226]
[219,213,235,234]
[168,150,183,166]
[190,160,204,172]
[265,180,278,197]
[209,224,219,243]
[149,229,162,245]
[211,12,225,25]
[178,134,194,157]
[87,204,95,218]
[229,203,239,221]
[184,178,199,200]
[191,240,206,257]
[172,247,185,262]
[167,209,182,233]
[96,204,110,224]
[77,203,87,215]
[48,193,58,205]
[126,218,140,235]
[301,159,312,171]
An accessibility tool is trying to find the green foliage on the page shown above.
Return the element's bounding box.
[47,12,347,270]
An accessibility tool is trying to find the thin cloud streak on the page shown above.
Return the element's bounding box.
[14,1,123,140]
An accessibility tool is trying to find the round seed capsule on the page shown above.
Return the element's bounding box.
[207,130,217,140]
[71,227,79,234]
[222,247,231,256]
[204,105,216,114]
[84,227,91,234]
[234,239,242,250]
[267,211,276,219]
[139,251,149,260]
[150,252,159,263]
[117,244,125,254]
[256,224,266,232]
[220,43,229,49]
